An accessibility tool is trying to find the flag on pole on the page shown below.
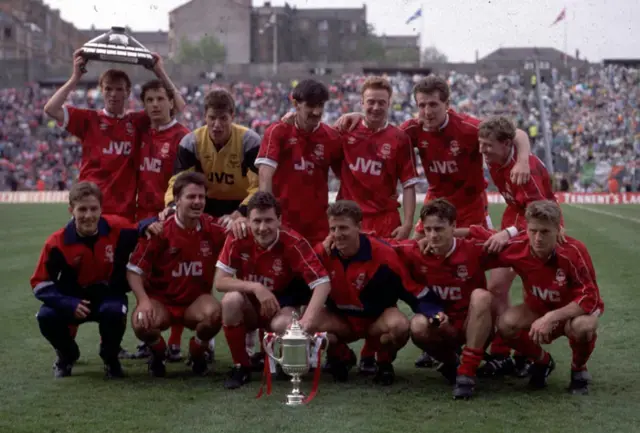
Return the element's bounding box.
[406,8,422,25]
[550,7,566,26]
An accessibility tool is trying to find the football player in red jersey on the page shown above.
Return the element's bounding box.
[333,75,532,370]
[477,116,560,377]
[127,172,225,377]
[30,182,156,379]
[311,200,438,386]
[214,192,332,390]
[134,79,192,362]
[392,199,497,399]
[492,200,602,395]
[256,79,343,246]
[43,50,185,222]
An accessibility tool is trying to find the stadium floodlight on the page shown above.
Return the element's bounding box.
[78,26,156,72]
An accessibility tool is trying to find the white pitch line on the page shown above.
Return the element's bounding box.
[565,204,640,225]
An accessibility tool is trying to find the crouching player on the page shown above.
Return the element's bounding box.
[494,200,602,394]
[214,191,332,390]
[126,172,225,377]
[394,199,496,399]
[31,181,155,378]
[312,201,435,386]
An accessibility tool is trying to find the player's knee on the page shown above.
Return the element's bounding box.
[470,289,493,313]
[497,309,521,339]
[36,304,62,323]
[221,292,245,323]
[270,312,292,335]
[202,302,222,328]
[98,299,128,320]
[388,314,410,338]
[410,314,431,342]
[566,315,598,342]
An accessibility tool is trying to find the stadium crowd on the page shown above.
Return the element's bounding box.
[1,65,638,192]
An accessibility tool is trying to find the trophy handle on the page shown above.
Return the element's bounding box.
[263,332,283,365]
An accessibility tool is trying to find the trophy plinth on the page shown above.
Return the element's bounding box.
[79,26,155,69]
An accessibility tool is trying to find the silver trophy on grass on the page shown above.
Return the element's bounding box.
[263,311,329,406]
[78,26,155,72]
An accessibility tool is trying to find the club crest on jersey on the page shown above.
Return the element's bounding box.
[241,253,250,261]
[353,273,366,291]
[169,247,179,255]
[226,153,241,169]
[556,268,566,285]
[314,144,324,160]
[378,143,391,159]
[420,140,429,149]
[104,245,114,263]
[126,122,134,136]
[272,258,283,275]
[288,137,297,144]
[449,140,460,156]
[160,142,171,159]
[200,241,211,257]
[457,265,469,280]
[420,265,428,274]
[100,122,108,131]
[347,136,356,144]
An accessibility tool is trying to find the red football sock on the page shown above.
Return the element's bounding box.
[328,342,352,361]
[507,330,550,364]
[360,339,376,358]
[259,329,265,353]
[168,324,184,347]
[489,334,512,357]
[189,336,208,360]
[223,325,251,367]
[457,347,485,377]
[376,350,394,364]
[150,336,167,357]
[68,325,78,339]
[570,333,597,371]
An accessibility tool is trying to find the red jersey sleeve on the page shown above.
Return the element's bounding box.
[215,234,241,275]
[287,237,330,289]
[562,242,603,315]
[255,122,287,169]
[467,225,496,242]
[62,106,93,140]
[396,130,420,187]
[127,236,162,276]
[30,237,56,291]
[399,119,420,146]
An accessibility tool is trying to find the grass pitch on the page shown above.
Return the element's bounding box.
[1,203,639,433]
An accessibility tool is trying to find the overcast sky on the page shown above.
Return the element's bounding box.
[44,0,638,62]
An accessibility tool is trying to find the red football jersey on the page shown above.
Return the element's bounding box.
[337,120,420,215]
[391,237,489,320]
[31,215,137,293]
[62,106,148,220]
[127,214,226,306]
[215,228,329,294]
[255,121,343,244]
[315,234,421,317]
[488,234,603,316]
[401,111,486,225]
[136,120,190,221]
[488,149,556,231]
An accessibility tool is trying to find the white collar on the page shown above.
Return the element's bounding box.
[422,113,449,132]
[445,237,457,258]
[294,119,321,133]
[175,213,202,231]
[102,109,125,119]
[256,229,280,251]
[498,147,516,169]
[156,119,177,131]
[362,118,389,132]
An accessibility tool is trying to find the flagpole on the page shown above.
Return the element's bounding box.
[563,7,568,67]
[419,2,425,67]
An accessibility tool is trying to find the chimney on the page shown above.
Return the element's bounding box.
[475,49,479,63]
[575,49,579,60]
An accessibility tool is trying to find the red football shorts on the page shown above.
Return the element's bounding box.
[151,296,188,324]
[362,211,402,238]
[500,206,525,231]
[345,316,377,339]
[415,193,491,234]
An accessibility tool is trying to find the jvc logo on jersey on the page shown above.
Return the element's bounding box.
[349,157,382,176]
[103,141,132,155]
[140,157,162,173]
[430,285,462,301]
[247,274,274,290]
[208,172,234,185]
[294,157,314,173]
[428,160,458,174]
[172,261,203,277]
[531,286,561,302]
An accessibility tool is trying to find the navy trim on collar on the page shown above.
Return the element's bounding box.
[331,234,373,262]
[64,217,111,244]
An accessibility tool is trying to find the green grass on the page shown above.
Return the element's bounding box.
[1,203,639,433]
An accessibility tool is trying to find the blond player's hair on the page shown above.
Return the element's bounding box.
[479,116,517,142]
[361,76,393,98]
[525,200,562,227]
[327,200,363,224]
[69,181,102,207]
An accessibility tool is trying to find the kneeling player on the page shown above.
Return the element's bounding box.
[494,200,602,394]
[394,199,496,399]
[312,201,432,386]
[214,192,332,390]
[127,172,225,376]
[31,181,154,378]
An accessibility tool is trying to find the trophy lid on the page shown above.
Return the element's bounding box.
[80,26,154,67]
